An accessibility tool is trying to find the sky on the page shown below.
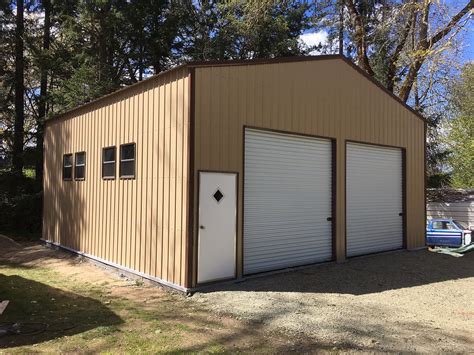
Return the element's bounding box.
[299,1,473,63]
[446,0,473,62]
[462,17,474,62]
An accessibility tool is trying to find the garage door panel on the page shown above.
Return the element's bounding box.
[346,143,403,257]
[244,129,333,274]
[246,231,334,245]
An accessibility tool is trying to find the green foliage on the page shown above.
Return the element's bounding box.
[446,63,474,188]
[213,0,311,59]
[426,111,452,188]
[178,0,311,61]
[0,170,42,237]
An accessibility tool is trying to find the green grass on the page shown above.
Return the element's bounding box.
[0,253,277,353]
[0,261,200,352]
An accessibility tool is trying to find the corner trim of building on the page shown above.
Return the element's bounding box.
[41,239,191,294]
[185,67,196,289]
[424,122,428,248]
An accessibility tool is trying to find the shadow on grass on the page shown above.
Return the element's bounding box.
[0,274,123,349]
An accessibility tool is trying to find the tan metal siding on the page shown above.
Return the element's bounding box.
[43,68,190,288]
[192,59,425,286]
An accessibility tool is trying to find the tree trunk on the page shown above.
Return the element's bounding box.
[398,1,473,102]
[344,0,374,76]
[12,0,25,175]
[36,0,51,184]
[139,45,144,81]
[338,0,344,55]
[386,2,417,93]
[97,2,111,84]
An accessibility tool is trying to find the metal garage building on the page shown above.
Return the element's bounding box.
[43,55,426,292]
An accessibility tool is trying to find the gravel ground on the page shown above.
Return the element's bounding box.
[192,249,474,352]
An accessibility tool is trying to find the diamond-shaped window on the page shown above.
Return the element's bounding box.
[213,189,224,203]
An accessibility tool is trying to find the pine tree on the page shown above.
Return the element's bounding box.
[35,0,50,183]
[12,0,25,174]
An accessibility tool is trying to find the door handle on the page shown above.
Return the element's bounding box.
[399,213,404,216]
[200,225,205,230]
[326,217,333,222]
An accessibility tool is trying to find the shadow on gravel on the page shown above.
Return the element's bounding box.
[200,250,474,295]
[0,274,122,349]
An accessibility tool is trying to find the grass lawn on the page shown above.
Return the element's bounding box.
[0,240,305,353]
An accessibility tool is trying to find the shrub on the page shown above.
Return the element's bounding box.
[0,170,42,239]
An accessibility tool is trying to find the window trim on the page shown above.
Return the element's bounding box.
[102,146,116,180]
[119,143,136,179]
[74,151,86,181]
[63,153,73,181]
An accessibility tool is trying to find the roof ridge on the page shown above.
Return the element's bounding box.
[47,54,425,125]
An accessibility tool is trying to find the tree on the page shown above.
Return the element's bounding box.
[217,0,311,59]
[12,0,25,175]
[313,0,473,103]
[182,0,311,60]
[35,0,50,183]
[445,63,474,188]
[0,1,15,164]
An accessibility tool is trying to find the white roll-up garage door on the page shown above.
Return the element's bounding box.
[346,142,404,257]
[244,129,333,274]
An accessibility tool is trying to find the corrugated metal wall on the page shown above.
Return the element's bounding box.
[43,67,190,288]
[427,202,474,227]
[192,58,425,286]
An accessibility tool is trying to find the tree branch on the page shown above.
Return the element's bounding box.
[344,0,375,76]
[398,2,430,102]
[399,0,473,102]
[386,1,417,92]
[429,0,473,46]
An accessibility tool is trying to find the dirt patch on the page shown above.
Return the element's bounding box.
[0,235,22,252]
[192,250,474,352]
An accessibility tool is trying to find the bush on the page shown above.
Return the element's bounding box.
[0,192,43,233]
[0,170,42,239]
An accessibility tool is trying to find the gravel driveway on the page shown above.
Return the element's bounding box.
[192,249,474,352]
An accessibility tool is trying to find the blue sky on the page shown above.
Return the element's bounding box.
[462,16,473,62]
[300,0,473,63]
[448,0,474,62]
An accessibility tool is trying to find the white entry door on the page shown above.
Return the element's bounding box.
[197,172,237,283]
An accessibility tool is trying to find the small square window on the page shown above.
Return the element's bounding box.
[74,152,86,180]
[102,146,116,179]
[120,143,135,179]
[63,154,73,180]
